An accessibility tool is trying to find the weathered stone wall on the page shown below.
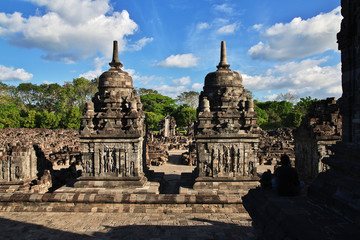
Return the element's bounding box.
[0,128,79,192]
[294,98,342,182]
[258,128,294,167]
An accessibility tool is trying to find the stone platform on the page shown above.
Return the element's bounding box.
[0,184,248,214]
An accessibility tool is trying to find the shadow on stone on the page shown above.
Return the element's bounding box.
[0,217,256,240]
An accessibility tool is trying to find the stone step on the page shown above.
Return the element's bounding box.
[0,201,248,214]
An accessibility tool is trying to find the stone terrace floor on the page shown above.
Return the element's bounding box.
[0,212,256,240]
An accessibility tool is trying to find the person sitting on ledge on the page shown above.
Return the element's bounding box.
[260,169,272,189]
[273,154,301,196]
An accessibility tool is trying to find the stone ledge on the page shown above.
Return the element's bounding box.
[0,185,248,205]
[0,201,247,213]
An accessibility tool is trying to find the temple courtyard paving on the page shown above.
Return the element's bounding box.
[0,212,256,240]
[0,150,257,239]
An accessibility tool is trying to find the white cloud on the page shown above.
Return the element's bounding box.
[133,74,164,86]
[79,57,107,80]
[156,85,187,98]
[0,0,150,62]
[157,53,199,68]
[192,83,203,91]
[0,65,33,81]
[213,4,233,14]
[173,76,191,86]
[264,94,279,101]
[197,22,210,30]
[130,37,153,51]
[217,23,238,34]
[43,80,55,84]
[241,58,341,99]
[29,0,110,24]
[248,7,342,60]
[253,24,263,30]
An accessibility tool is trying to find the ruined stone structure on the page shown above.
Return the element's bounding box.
[244,2,360,237]
[309,0,360,223]
[159,115,176,138]
[258,128,294,166]
[145,131,169,166]
[294,98,342,182]
[0,128,79,193]
[194,41,260,191]
[76,41,146,188]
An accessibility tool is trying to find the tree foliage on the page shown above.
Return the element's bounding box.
[176,91,199,109]
[144,111,163,130]
[137,88,159,96]
[140,94,177,116]
[0,79,96,130]
[173,106,197,128]
[254,97,319,129]
[0,80,321,131]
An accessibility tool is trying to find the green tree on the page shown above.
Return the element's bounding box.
[0,104,22,129]
[295,96,319,116]
[144,111,163,130]
[39,111,59,129]
[64,107,82,129]
[176,91,199,109]
[23,110,37,128]
[15,82,38,107]
[137,88,159,96]
[254,104,268,126]
[140,94,177,116]
[173,106,197,129]
[282,110,302,128]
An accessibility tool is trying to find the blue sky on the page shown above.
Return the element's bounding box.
[0,0,341,101]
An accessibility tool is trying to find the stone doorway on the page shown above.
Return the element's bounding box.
[149,149,195,194]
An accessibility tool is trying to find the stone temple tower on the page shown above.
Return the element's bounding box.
[75,41,146,188]
[194,41,260,192]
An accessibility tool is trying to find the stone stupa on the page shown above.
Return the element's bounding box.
[75,41,147,188]
[193,41,260,193]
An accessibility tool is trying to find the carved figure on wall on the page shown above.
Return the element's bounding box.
[107,151,114,172]
[99,149,103,173]
[130,161,135,176]
[248,161,254,176]
[15,166,20,179]
[85,161,91,174]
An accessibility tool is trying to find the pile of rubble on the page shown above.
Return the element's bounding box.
[0,128,80,193]
[146,116,193,166]
[258,128,295,167]
[145,131,169,166]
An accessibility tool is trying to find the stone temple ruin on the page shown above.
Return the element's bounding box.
[243,1,360,238]
[294,98,342,182]
[77,41,146,188]
[194,41,260,193]
[0,4,360,235]
[0,129,79,193]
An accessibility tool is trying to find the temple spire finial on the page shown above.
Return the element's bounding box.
[109,40,123,69]
[217,41,230,70]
